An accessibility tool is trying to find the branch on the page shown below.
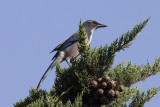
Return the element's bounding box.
[108,58,160,87]
[129,87,160,107]
[104,17,150,71]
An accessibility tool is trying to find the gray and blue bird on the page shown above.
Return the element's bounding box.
[37,20,107,90]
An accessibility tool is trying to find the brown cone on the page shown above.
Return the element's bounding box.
[115,90,120,98]
[107,80,116,89]
[120,85,125,92]
[101,82,107,88]
[97,77,102,83]
[102,76,111,83]
[107,89,116,98]
[97,88,104,96]
[91,80,98,88]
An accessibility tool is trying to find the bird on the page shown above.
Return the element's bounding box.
[36,20,107,90]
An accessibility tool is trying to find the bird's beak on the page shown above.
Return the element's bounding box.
[97,23,108,28]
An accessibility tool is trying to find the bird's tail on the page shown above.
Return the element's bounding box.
[36,54,61,90]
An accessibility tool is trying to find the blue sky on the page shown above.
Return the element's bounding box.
[0,0,160,106]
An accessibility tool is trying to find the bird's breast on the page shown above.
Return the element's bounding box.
[87,32,93,45]
[88,34,93,44]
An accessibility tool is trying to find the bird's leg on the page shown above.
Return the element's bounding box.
[66,59,71,67]
[67,61,71,67]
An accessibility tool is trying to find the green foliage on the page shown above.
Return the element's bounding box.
[78,19,91,60]
[14,88,82,107]
[129,87,160,107]
[103,17,150,72]
[14,17,160,107]
[107,85,141,107]
[14,89,56,107]
[108,58,160,87]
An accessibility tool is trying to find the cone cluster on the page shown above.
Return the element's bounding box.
[82,76,125,106]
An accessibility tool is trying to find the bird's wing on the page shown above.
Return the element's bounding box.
[50,32,79,60]
[50,41,65,53]
[50,32,79,53]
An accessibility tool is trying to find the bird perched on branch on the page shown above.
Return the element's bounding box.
[37,20,107,90]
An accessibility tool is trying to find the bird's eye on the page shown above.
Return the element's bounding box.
[93,21,97,25]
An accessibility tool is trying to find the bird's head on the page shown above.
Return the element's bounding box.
[83,20,107,31]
